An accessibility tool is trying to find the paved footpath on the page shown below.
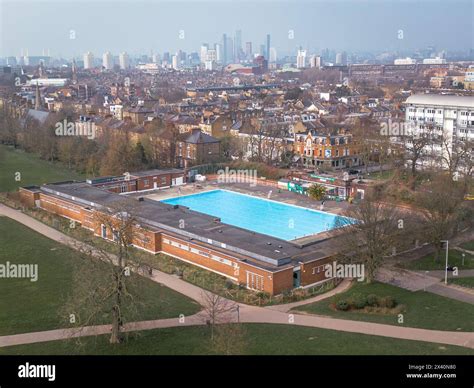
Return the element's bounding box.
[376,230,474,304]
[1,204,474,350]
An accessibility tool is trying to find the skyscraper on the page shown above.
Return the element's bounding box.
[335,51,347,65]
[172,54,179,70]
[225,36,234,65]
[222,33,227,65]
[83,51,94,69]
[245,42,252,59]
[296,49,307,68]
[200,44,209,64]
[310,55,322,68]
[206,49,217,62]
[214,43,221,63]
[234,29,242,62]
[269,47,277,63]
[119,52,129,69]
[102,51,113,70]
[266,34,270,61]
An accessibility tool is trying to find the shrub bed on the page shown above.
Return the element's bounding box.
[333,292,403,314]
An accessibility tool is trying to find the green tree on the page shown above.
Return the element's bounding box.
[308,184,326,200]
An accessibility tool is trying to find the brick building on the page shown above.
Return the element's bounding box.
[87,168,186,193]
[294,129,360,170]
[176,128,221,167]
[19,176,346,295]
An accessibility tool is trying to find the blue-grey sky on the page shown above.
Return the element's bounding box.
[0,0,472,58]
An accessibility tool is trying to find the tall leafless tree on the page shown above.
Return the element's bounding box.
[336,192,414,282]
[62,199,146,344]
[415,174,467,262]
[199,291,236,341]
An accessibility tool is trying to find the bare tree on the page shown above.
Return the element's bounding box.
[401,127,438,187]
[336,193,412,283]
[439,131,473,179]
[199,291,236,340]
[246,122,287,164]
[62,199,146,344]
[0,107,21,147]
[415,174,467,262]
[351,118,380,174]
[247,121,266,162]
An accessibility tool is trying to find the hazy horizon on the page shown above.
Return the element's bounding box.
[0,0,472,58]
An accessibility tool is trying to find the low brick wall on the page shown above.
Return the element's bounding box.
[205,174,279,188]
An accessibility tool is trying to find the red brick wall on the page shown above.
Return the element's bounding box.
[22,191,297,295]
[39,194,85,224]
[161,234,239,279]
[236,262,275,294]
[160,234,278,294]
[19,188,39,207]
[136,175,171,191]
[300,257,335,286]
[270,267,294,294]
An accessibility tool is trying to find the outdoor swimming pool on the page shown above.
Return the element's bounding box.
[161,189,352,241]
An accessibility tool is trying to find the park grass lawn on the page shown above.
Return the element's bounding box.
[448,277,474,289]
[0,217,200,335]
[366,170,395,181]
[0,145,84,192]
[399,249,474,270]
[293,282,474,332]
[460,241,474,252]
[0,324,472,355]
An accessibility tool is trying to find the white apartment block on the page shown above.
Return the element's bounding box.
[119,52,129,69]
[205,49,217,62]
[405,94,474,171]
[83,52,94,69]
[310,55,322,68]
[394,57,416,65]
[296,50,307,69]
[102,51,113,70]
[422,57,446,65]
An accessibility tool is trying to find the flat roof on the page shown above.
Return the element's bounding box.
[131,168,185,177]
[405,94,474,108]
[39,182,340,271]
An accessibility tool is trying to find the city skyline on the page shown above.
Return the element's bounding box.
[1,0,472,58]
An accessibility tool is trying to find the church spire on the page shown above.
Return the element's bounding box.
[72,58,77,84]
[34,81,41,110]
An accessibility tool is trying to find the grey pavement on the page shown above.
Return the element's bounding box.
[1,204,474,350]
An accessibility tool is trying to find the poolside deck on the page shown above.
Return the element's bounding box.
[144,181,349,216]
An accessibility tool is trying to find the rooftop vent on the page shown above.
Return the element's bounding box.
[267,242,272,245]
[138,197,144,202]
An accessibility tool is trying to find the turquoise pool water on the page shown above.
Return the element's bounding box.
[161,190,351,241]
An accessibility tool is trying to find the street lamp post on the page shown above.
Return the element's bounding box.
[441,240,449,285]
